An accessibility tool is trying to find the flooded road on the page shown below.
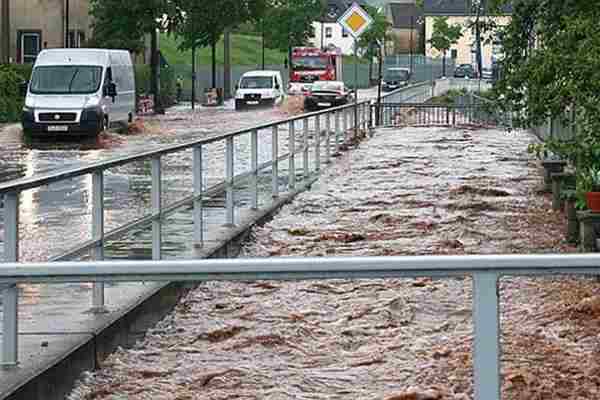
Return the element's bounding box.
[67,126,598,400]
[0,89,379,263]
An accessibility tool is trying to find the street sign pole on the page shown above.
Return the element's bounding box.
[337,3,373,136]
[354,38,358,136]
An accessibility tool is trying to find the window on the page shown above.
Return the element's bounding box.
[18,31,41,64]
[451,49,458,59]
[325,27,333,39]
[68,30,86,48]
[342,28,348,38]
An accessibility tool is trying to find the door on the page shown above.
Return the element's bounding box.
[20,32,40,64]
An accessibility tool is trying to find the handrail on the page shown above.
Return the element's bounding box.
[2,253,600,400]
[0,253,599,283]
[0,99,369,194]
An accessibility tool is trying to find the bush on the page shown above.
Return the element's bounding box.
[0,64,27,123]
[134,64,176,107]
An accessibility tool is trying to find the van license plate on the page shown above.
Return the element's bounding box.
[247,101,259,105]
[47,126,69,132]
[318,102,331,107]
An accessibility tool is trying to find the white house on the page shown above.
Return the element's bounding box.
[309,0,372,56]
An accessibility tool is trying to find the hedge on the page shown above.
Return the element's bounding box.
[0,64,175,123]
[0,65,28,123]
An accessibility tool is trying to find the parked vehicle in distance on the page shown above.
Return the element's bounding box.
[481,67,493,80]
[454,64,478,79]
[235,70,285,111]
[303,81,353,111]
[21,48,135,137]
[288,46,343,95]
[382,67,411,92]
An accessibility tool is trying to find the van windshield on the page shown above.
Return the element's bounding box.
[240,76,273,89]
[30,66,103,94]
[385,69,409,81]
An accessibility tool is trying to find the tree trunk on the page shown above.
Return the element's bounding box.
[151,29,163,114]
[211,41,217,89]
[224,29,231,100]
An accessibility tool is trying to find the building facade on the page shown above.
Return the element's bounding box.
[423,0,510,69]
[385,1,422,55]
[309,0,371,56]
[0,0,92,64]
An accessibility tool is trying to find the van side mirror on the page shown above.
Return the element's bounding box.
[235,84,239,90]
[275,84,280,90]
[104,82,117,98]
[19,81,29,97]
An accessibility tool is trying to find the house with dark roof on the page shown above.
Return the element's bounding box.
[310,0,373,55]
[423,0,511,70]
[385,1,423,55]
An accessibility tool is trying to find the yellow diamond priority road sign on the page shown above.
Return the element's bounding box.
[337,2,373,39]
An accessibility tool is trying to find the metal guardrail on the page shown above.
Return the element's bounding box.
[0,97,374,366]
[375,103,492,127]
[2,253,600,400]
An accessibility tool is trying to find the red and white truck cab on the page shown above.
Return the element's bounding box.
[288,46,343,95]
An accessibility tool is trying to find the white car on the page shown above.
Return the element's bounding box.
[234,70,285,110]
[22,48,135,137]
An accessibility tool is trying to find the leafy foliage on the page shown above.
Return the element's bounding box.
[428,17,462,56]
[493,1,600,205]
[262,0,324,52]
[173,0,266,51]
[357,5,391,59]
[0,65,27,123]
[89,0,181,53]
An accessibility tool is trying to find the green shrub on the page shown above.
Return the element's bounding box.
[0,64,27,123]
[134,64,176,107]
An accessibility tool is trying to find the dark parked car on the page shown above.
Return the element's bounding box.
[304,81,354,111]
[382,67,410,92]
[454,64,478,79]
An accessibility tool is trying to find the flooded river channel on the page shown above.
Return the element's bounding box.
[67,126,600,400]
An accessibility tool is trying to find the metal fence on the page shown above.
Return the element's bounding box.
[2,253,600,400]
[0,98,373,366]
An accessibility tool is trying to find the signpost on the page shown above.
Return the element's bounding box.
[337,3,373,135]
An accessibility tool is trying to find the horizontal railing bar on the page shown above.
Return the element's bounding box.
[1,254,600,284]
[0,101,370,194]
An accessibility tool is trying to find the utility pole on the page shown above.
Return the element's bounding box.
[65,0,70,47]
[151,29,163,114]
[224,28,231,100]
[192,45,196,110]
[1,0,9,63]
[261,20,265,70]
[409,16,414,73]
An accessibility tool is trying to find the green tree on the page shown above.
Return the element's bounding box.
[357,5,391,82]
[174,0,266,87]
[492,1,600,207]
[262,0,324,64]
[428,16,462,76]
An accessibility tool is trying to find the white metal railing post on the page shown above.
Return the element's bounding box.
[473,272,501,400]
[303,118,309,179]
[151,156,162,260]
[335,111,341,153]
[193,145,203,246]
[2,191,19,366]
[272,125,279,198]
[343,109,348,141]
[91,171,107,313]
[226,136,235,226]
[325,113,331,163]
[315,114,321,172]
[251,129,258,210]
[288,121,296,189]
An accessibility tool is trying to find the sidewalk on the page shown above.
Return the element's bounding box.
[67,126,600,400]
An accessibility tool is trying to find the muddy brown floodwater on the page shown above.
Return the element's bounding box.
[68,126,600,400]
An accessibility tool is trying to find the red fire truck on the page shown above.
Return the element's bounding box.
[288,46,344,95]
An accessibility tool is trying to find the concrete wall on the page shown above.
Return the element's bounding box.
[424,15,510,69]
[6,0,91,64]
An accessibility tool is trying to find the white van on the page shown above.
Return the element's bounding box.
[21,48,135,136]
[234,70,285,110]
